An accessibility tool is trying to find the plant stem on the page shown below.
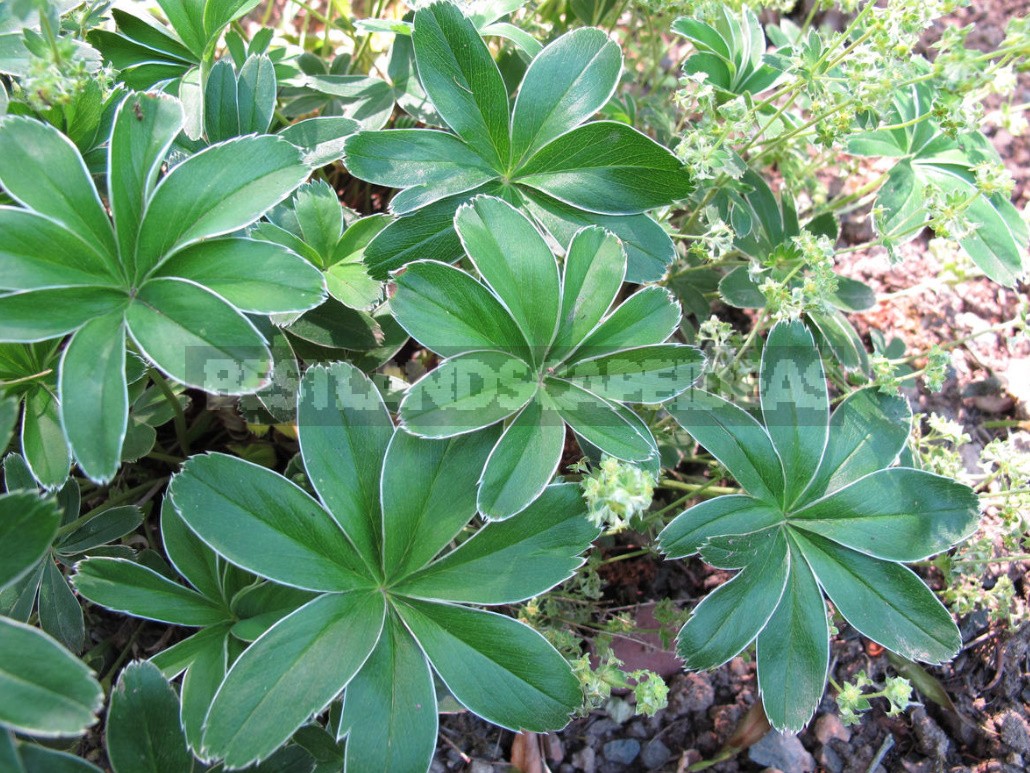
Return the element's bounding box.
[659,479,739,497]
[149,369,190,456]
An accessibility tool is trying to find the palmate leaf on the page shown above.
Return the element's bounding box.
[393,196,701,518]
[659,319,980,732]
[346,2,690,282]
[167,362,596,770]
[848,81,1028,286]
[0,93,321,484]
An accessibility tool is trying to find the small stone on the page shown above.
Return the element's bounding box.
[675,673,715,714]
[640,739,671,769]
[747,730,816,773]
[586,718,618,740]
[545,733,565,764]
[999,710,1030,755]
[429,760,447,773]
[572,746,596,773]
[469,762,493,773]
[912,708,950,759]
[626,720,649,739]
[813,713,851,745]
[602,739,641,766]
[816,745,844,773]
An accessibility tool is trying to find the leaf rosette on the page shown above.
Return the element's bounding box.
[658,320,980,732]
[0,92,324,483]
[344,1,692,283]
[391,195,704,519]
[74,361,599,770]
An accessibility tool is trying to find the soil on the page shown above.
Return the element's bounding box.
[427,3,1030,771]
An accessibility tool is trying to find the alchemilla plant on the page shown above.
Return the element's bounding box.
[0,0,1026,769]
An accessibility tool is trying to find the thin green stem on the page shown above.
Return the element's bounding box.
[149,369,190,456]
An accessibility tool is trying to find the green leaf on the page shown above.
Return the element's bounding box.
[204,58,239,142]
[202,591,386,768]
[925,167,1027,287]
[159,498,221,602]
[301,74,396,131]
[179,627,229,754]
[278,115,359,166]
[756,540,828,733]
[667,389,785,504]
[759,322,828,507]
[0,208,119,290]
[338,613,437,772]
[0,395,15,450]
[546,378,653,461]
[382,429,499,580]
[21,388,71,489]
[0,287,128,343]
[800,388,910,501]
[202,0,261,45]
[455,196,561,358]
[392,259,529,357]
[477,396,565,520]
[718,266,765,309]
[828,276,875,312]
[559,344,703,404]
[125,278,270,393]
[573,286,680,359]
[109,92,184,264]
[155,0,206,58]
[792,531,960,663]
[790,469,979,561]
[58,314,128,484]
[548,225,625,362]
[72,558,227,626]
[0,561,42,623]
[154,238,326,314]
[236,54,276,134]
[872,159,924,239]
[286,297,384,351]
[106,661,193,773]
[169,453,373,592]
[135,135,308,278]
[659,495,783,559]
[0,616,102,737]
[2,452,36,493]
[10,740,103,772]
[807,309,868,372]
[517,122,691,215]
[38,558,84,653]
[55,505,142,556]
[400,350,537,437]
[676,528,789,670]
[510,27,622,164]
[343,130,498,215]
[0,492,60,590]
[412,1,511,170]
[298,362,394,570]
[290,180,344,266]
[363,189,486,279]
[396,599,581,731]
[0,116,116,260]
[399,483,598,602]
[521,188,675,283]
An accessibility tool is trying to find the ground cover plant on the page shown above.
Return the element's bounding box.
[0,0,1027,770]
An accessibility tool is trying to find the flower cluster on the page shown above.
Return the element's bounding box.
[580,456,657,533]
